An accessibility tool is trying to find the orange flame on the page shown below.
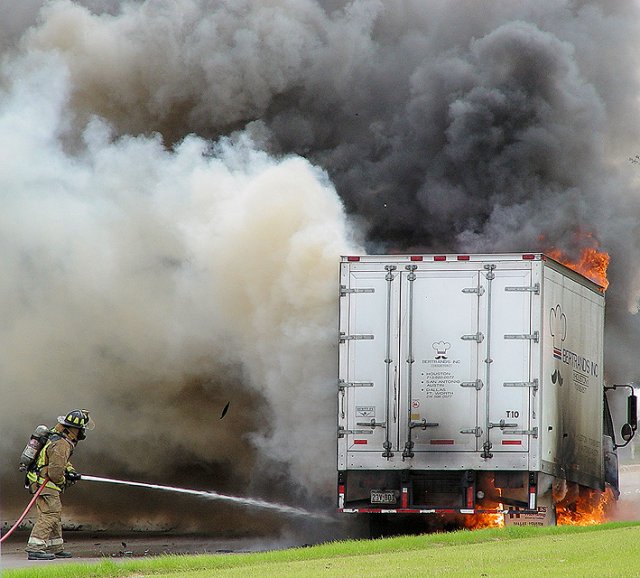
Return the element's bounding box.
[461,508,505,530]
[461,479,505,529]
[546,246,610,291]
[556,486,616,526]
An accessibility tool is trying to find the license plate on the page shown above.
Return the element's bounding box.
[371,490,396,504]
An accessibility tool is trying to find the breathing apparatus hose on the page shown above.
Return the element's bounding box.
[0,478,49,544]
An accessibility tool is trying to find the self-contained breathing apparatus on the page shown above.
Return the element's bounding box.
[18,410,93,487]
[19,425,51,472]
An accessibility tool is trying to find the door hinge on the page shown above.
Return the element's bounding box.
[339,332,374,343]
[505,283,540,294]
[504,331,539,343]
[409,419,439,429]
[338,427,374,438]
[461,332,484,343]
[338,380,374,391]
[503,379,538,392]
[511,427,538,438]
[462,286,485,296]
[356,419,386,428]
[340,286,375,296]
[488,420,518,430]
[460,379,484,390]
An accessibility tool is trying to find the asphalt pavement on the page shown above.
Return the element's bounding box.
[0,532,296,570]
[3,465,640,571]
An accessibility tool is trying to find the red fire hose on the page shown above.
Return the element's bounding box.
[0,479,48,544]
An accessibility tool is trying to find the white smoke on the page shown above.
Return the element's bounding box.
[4,0,640,528]
[0,45,359,523]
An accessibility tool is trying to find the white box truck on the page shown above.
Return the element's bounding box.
[337,253,636,527]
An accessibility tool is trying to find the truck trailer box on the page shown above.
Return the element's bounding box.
[337,253,609,516]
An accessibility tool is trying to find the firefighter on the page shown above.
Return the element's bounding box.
[25,409,93,560]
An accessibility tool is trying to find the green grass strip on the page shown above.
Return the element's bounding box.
[4,522,640,578]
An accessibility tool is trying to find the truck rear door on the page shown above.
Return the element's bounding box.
[338,262,401,460]
[401,262,536,459]
[338,257,537,467]
[480,266,535,455]
[400,268,481,452]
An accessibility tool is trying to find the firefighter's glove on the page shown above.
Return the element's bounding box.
[65,470,81,485]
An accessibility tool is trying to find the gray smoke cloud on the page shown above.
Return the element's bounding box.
[3,0,640,531]
[0,44,359,531]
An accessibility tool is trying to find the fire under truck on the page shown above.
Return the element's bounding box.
[337,254,636,530]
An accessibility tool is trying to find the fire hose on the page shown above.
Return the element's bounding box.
[0,473,334,538]
[0,478,49,544]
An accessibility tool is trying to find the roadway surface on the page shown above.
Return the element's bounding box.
[3,464,640,570]
[0,533,301,571]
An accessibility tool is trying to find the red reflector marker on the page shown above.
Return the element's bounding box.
[410,256,423,261]
[501,440,522,445]
[457,255,470,261]
[430,439,455,445]
[466,486,474,508]
[434,255,446,261]
[353,439,368,445]
[347,256,361,262]
[522,254,536,260]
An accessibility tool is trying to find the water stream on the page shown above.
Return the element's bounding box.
[81,475,335,522]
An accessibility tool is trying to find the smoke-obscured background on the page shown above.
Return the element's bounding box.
[2,0,640,535]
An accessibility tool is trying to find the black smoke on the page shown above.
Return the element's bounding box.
[2,0,640,533]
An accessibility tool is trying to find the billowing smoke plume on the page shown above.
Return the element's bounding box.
[3,0,640,532]
[0,45,359,531]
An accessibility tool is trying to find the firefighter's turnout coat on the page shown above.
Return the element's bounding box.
[25,434,76,553]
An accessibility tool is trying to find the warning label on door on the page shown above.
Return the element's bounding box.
[356,406,375,417]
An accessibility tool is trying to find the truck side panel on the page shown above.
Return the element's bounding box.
[540,264,604,489]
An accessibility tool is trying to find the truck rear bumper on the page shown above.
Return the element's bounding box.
[339,507,538,515]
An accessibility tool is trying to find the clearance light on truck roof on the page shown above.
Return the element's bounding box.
[434,255,447,261]
[410,256,423,261]
[346,256,360,262]
[522,254,536,260]
[457,255,470,261]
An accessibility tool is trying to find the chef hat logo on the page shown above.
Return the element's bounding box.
[432,341,451,359]
[549,304,567,342]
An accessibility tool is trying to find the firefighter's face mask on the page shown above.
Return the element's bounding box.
[78,414,96,441]
[84,414,96,431]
